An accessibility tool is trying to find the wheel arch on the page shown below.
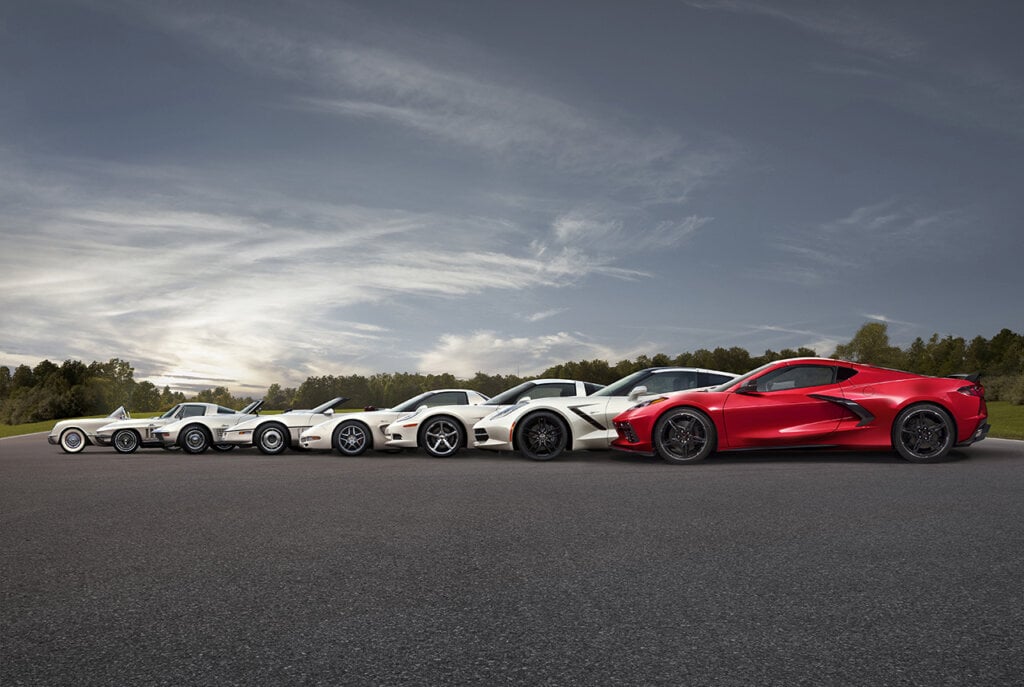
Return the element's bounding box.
[60,426,93,447]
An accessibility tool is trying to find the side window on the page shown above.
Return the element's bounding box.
[755,365,837,392]
[521,383,577,401]
[646,372,700,394]
[583,382,604,395]
[217,406,235,414]
[424,391,469,407]
[836,367,858,382]
[700,372,735,387]
[182,405,206,418]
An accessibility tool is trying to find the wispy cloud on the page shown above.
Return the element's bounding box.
[685,0,924,59]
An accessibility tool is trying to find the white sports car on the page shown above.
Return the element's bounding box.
[47,405,130,454]
[219,397,349,454]
[383,379,603,458]
[148,400,266,454]
[472,367,738,460]
[299,389,490,456]
[95,400,263,454]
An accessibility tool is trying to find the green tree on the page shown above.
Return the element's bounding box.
[833,323,904,367]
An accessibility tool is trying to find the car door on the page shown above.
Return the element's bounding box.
[721,364,846,448]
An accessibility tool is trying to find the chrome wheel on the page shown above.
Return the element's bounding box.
[256,424,289,455]
[60,429,85,454]
[113,429,140,454]
[181,425,210,454]
[893,404,953,463]
[335,421,370,456]
[421,417,463,458]
[654,408,715,464]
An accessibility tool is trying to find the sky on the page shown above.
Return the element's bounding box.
[1,0,1022,395]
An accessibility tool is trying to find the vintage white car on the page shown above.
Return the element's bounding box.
[383,379,603,458]
[47,405,130,454]
[472,367,738,460]
[96,400,264,453]
[146,400,266,454]
[218,397,349,454]
[298,389,490,456]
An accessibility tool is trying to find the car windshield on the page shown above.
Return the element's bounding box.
[158,404,182,419]
[590,370,654,397]
[392,391,438,413]
[710,361,776,391]
[484,381,544,406]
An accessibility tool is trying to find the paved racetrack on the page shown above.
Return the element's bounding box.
[2,434,1022,686]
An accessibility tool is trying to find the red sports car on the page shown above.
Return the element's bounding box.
[611,357,989,464]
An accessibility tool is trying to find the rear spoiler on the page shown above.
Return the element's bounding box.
[947,373,981,383]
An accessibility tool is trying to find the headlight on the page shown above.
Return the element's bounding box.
[485,405,520,421]
[394,408,424,423]
[631,396,668,409]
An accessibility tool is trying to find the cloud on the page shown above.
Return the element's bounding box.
[685,0,924,59]
[416,331,630,378]
[522,309,566,323]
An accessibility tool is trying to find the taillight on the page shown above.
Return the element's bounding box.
[957,384,985,398]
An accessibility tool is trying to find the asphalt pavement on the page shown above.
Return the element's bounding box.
[2,434,1022,686]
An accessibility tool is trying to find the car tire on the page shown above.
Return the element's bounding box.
[59,428,86,454]
[211,444,235,452]
[653,408,716,464]
[892,403,954,463]
[334,420,371,456]
[420,416,464,458]
[255,423,289,455]
[515,411,568,461]
[112,429,140,454]
[180,424,211,454]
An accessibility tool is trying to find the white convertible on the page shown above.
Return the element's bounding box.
[48,405,130,454]
[218,397,349,454]
[147,400,266,454]
[472,367,737,461]
[382,379,603,458]
[95,400,263,454]
[299,389,490,456]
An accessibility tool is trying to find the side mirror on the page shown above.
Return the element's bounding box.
[518,396,531,404]
[627,386,649,402]
[324,409,334,416]
[735,380,759,394]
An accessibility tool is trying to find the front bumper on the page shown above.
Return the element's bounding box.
[472,426,513,451]
[47,434,59,445]
[93,434,113,446]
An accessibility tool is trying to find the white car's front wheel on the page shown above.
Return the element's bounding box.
[256,423,289,455]
[420,417,463,458]
[515,411,568,461]
[59,428,86,454]
[334,421,371,456]
[180,425,211,454]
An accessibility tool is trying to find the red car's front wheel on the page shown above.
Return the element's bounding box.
[654,408,716,464]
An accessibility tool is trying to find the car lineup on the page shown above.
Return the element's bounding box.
[94,400,264,453]
[298,389,491,456]
[48,405,130,453]
[473,367,737,460]
[382,379,605,457]
[146,400,265,454]
[218,397,349,454]
[46,358,990,463]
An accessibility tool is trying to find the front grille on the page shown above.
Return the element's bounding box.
[617,422,638,444]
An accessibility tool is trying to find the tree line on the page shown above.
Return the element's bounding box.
[2,323,1021,424]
